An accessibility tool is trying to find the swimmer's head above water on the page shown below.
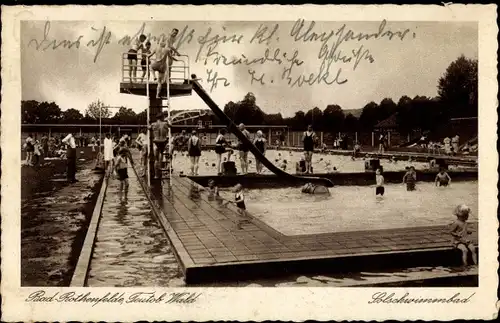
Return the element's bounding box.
[301,182,330,195]
[454,204,470,221]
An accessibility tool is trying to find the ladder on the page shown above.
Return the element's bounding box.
[146,59,173,180]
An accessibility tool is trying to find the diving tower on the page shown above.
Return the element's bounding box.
[119,53,193,182]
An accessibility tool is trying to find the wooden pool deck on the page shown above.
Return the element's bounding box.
[126,162,478,284]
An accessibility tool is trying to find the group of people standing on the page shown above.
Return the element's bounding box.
[213,123,269,175]
[126,28,181,99]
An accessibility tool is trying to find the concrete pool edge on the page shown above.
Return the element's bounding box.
[70,169,109,287]
[184,246,478,285]
[187,170,478,188]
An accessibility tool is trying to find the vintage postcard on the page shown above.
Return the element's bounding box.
[1,4,498,321]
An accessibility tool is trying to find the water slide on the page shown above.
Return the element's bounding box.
[190,76,334,188]
[459,135,477,150]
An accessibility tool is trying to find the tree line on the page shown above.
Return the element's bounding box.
[22,55,477,135]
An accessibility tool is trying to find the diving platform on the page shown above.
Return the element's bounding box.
[119,81,193,98]
[120,53,192,98]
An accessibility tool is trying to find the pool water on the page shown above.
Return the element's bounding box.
[171,149,431,176]
[223,181,478,235]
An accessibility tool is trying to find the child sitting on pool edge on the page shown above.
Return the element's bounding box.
[449,204,477,268]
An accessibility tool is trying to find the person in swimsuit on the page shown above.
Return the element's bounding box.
[149,113,171,178]
[40,134,48,158]
[253,130,267,174]
[135,128,148,176]
[233,184,248,229]
[443,137,452,155]
[449,204,477,268]
[402,166,417,191]
[435,167,452,187]
[375,167,385,197]
[296,155,307,174]
[140,41,152,83]
[378,133,386,153]
[303,125,316,174]
[149,42,170,98]
[187,130,202,176]
[113,148,130,196]
[215,128,228,175]
[301,182,330,195]
[24,134,35,166]
[238,123,251,174]
[127,34,147,83]
[149,29,180,98]
[452,134,460,156]
[206,179,220,201]
[279,132,286,147]
[352,141,361,160]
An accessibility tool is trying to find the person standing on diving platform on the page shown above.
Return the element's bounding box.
[149,112,171,179]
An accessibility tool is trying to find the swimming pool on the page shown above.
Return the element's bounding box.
[171,149,432,176]
[222,181,478,235]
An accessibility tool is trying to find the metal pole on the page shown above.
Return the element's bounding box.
[99,106,102,154]
[146,56,151,185]
[167,58,172,179]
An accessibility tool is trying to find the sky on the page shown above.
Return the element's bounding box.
[21,20,477,117]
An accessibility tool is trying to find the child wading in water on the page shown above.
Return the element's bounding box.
[206,179,220,201]
[222,183,250,230]
[375,167,385,198]
[449,204,477,268]
[435,167,452,187]
[114,148,130,196]
[402,166,417,191]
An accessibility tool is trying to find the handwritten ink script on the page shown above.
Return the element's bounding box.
[25,290,201,307]
[368,292,476,304]
[27,20,416,91]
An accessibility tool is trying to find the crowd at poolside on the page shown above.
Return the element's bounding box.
[20,117,478,267]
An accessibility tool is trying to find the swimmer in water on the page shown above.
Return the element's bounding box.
[301,182,330,195]
[223,184,249,230]
[296,156,306,174]
[435,167,451,187]
[280,160,287,171]
[375,167,385,197]
[205,179,220,200]
[402,166,417,191]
